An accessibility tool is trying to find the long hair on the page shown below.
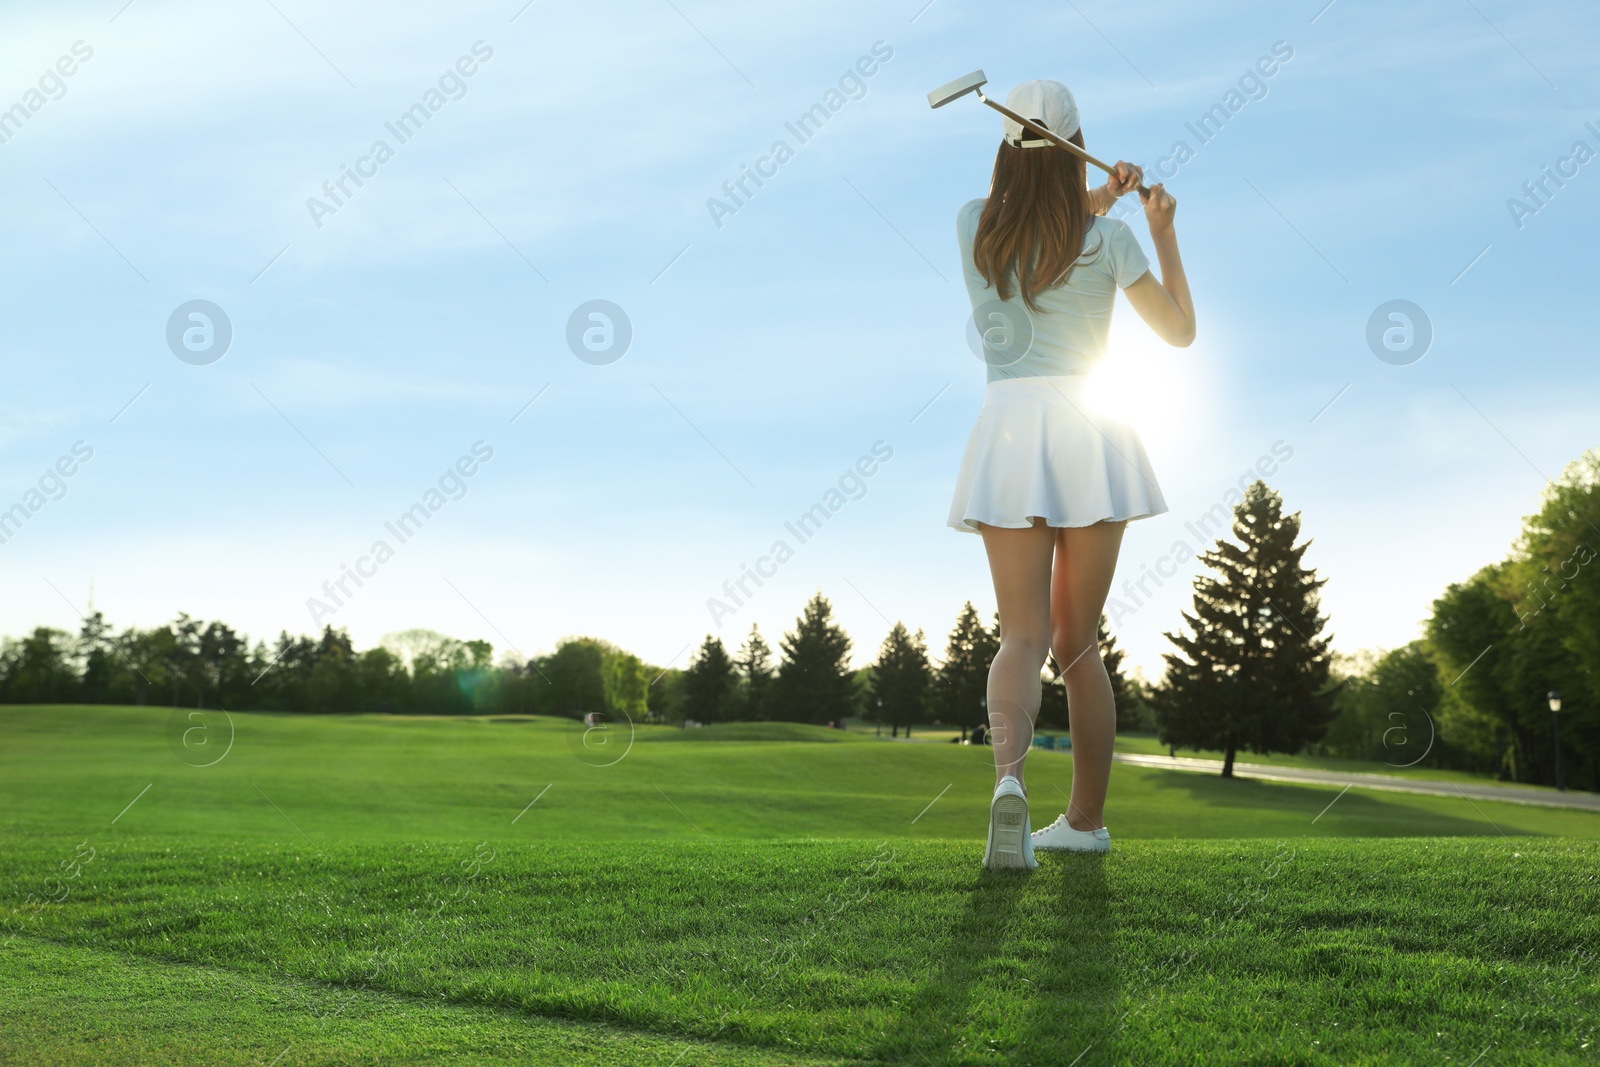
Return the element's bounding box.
[971,129,1099,313]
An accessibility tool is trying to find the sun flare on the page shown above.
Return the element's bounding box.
[1084,323,1194,458]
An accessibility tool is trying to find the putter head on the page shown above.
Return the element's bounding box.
[927,70,987,109]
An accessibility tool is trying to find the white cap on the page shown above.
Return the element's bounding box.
[1002,80,1080,148]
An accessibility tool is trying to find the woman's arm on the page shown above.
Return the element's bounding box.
[1122,183,1195,347]
[1088,161,1143,216]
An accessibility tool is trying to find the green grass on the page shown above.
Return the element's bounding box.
[1110,731,1557,788]
[638,721,868,743]
[3,705,1595,845]
[0,937,845,1066]
[7,837,1598,1065]
[3,706,1600,1065]
[845,720,1541,791]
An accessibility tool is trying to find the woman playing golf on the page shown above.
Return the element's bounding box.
[944,79,1194,869]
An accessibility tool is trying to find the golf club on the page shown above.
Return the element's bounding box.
[927,69,1150,197]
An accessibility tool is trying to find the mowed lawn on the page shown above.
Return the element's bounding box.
[4,706,1597,844]
[3,706,1599,1065]
[1108,731,1581,789]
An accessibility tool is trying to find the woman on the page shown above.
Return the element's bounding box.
[945,80,1194,870]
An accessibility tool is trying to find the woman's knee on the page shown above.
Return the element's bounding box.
[1000,632,1052,671]
[1050,630,1101,675]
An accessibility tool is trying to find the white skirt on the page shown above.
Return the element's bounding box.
[947,375,1168,534]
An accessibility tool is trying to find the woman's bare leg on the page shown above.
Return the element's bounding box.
[978,519,1056,793]
[1049,521,1127,830]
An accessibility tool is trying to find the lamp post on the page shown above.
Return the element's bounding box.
[1549,691,1564,792]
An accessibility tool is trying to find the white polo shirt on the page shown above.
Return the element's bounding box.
[956,197,1150,382]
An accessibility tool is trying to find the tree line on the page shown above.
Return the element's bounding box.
[0,593,1135,732]
[3,450,1596,790]
[1144,455,1599,789]
[1321,450,1600,790]
[676,598,1142,735]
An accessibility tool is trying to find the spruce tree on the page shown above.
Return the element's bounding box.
[1155,481,1337,776]
[733,623,774,721]
[936,603,999,732]
[77,611,115,705]
[872,623,932,736]
[683,635,738,725]
[770,593,856,724]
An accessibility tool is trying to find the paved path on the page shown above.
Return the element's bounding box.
[1112,752,1600,813]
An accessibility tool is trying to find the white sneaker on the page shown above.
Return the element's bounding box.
[984,775,1036,870]
[1030,814,1111,853]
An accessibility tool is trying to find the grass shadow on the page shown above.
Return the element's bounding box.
[1011,853,1118,1064]
[1141,769,1528,837]
[871,868,1029,1065]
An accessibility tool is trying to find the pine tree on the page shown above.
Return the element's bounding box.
[77,611,114,705]
[1154,481,1337,776]
[871,623,932,736]
[769,593,856,724]
[734,623,774,721]
[683,634,738,725]
[935,602,997,731]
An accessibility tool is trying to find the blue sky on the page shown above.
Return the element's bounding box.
[1,0,1595,682]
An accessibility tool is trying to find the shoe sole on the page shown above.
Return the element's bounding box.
[1032,827,1110,854]
[984,791,1031,869]
[1033,840,1110,854]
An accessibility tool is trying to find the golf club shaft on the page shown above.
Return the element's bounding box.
[979,95,1150,198]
